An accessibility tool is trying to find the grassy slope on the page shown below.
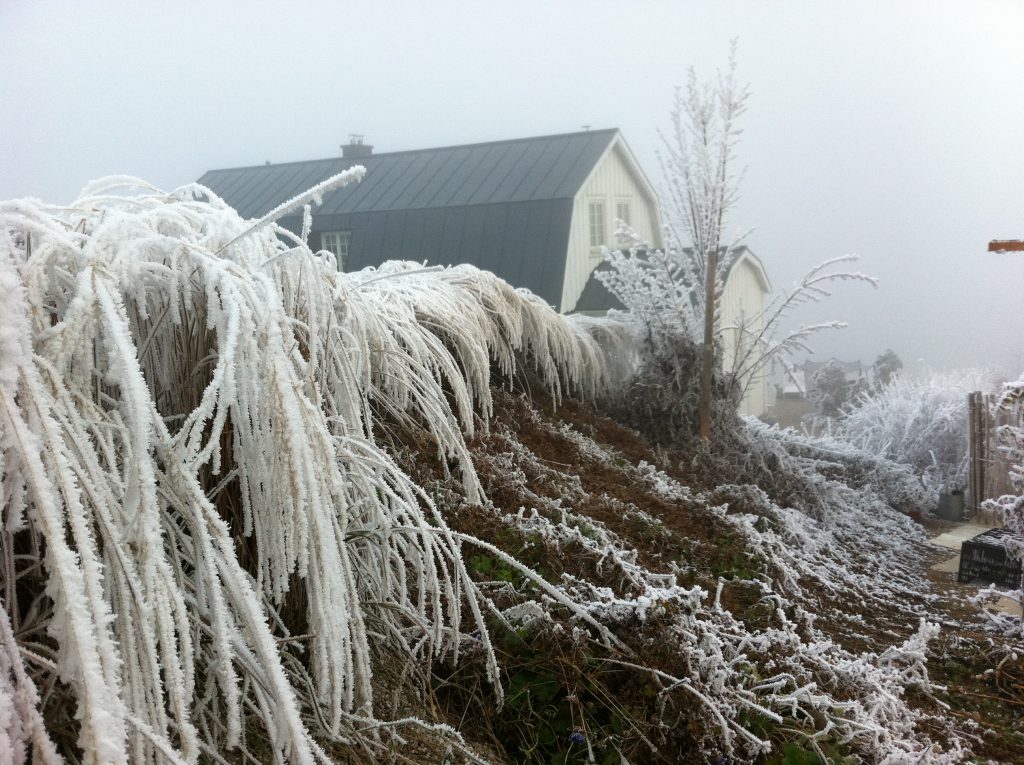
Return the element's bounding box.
[385,387,1023,765]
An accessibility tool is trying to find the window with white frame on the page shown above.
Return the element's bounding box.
[615,200,631,227]
[321,231,351,263]
[588,200,606,248]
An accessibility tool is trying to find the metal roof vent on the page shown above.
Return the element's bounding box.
[341,134,373,159]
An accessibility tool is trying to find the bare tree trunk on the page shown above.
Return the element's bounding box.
[699,246,717,442]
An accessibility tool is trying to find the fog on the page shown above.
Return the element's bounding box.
[3,0,1023,375]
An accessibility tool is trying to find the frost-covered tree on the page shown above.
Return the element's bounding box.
[811,359,855,417]
[872,349,903,388]
[598,47,875,443]
[596,42,749,442]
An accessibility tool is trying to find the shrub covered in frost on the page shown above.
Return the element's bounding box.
[835,369,999,499]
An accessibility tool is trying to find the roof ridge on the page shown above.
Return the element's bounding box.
[202,128,620,174]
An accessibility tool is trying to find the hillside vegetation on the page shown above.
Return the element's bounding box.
[1,180,1020,764]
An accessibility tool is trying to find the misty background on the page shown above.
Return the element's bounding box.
[3,0,1023,376]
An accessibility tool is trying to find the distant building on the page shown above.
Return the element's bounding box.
[801,358,867,391]
[769,357,866,429]
[198,129,662,313]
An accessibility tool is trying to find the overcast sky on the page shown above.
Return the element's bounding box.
[3,1,1024,375]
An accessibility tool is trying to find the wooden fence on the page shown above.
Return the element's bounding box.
[967,391,1022,522]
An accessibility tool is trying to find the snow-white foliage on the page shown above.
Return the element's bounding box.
[594,43,749,350]
[473,408,964,762]
[0,178,630,762]
[656,40,749,336]
[836,369,999,498]
[598,44,876,402]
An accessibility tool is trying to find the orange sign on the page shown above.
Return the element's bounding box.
[989,240,1024,252]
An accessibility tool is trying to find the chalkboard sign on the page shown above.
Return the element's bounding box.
[957,528,1023,588]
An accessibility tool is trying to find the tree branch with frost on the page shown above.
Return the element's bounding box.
[599,41,750,355]
[726,255,878,401]
[657,40,749,319]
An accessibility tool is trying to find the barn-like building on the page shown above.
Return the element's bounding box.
[198,129,662,313]
[200,130,772,415]
[718,247,772,417]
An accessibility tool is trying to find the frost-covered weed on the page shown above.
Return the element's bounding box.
[0,179,630,763]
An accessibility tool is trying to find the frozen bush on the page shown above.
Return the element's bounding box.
[836,369,999,498]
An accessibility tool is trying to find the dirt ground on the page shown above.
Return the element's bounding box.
[917,522,1024,764]
[392,388,1024,763]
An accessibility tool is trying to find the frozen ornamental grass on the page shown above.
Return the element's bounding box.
[0,177,629,764]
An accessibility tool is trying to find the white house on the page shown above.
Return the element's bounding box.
[199,131,771,415]
[199,129,662,313]
[718,248,772,417]
[558,134,663,312]
[578,245,773,417]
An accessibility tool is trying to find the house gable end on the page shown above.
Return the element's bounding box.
[560,133,663,312]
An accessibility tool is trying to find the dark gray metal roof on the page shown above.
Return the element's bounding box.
[199,129,618,218]
[574,260,624,313]
[198,129,620,308]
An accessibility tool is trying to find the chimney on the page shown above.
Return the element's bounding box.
[341,133,373,159]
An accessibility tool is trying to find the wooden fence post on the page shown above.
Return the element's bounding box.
[968,391,982,516]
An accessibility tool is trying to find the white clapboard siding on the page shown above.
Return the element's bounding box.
[561,135,662,312]
[720,251,771,417]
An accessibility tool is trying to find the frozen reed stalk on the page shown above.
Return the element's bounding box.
[0,177,621,762]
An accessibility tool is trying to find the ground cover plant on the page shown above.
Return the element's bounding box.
[426,388,983,764]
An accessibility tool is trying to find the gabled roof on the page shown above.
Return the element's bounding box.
[721,247,771,293]
[198,130,625,309]
[198,129,620,220]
